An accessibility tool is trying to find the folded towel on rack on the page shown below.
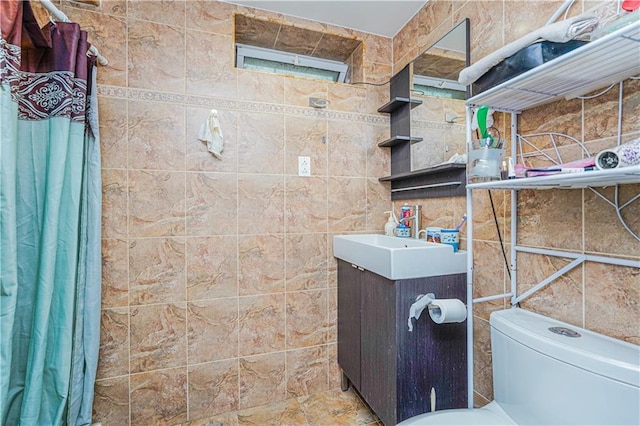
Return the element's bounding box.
[198,109,224,159]
[459,13,599,86]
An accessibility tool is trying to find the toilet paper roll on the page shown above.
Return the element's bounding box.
[595,138,640,169]
[428,299,467,324]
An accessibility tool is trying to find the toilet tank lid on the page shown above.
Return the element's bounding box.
[490,308,640,388]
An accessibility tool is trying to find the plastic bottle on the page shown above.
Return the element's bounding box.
[401,203,411,226]
[384,211,398,236]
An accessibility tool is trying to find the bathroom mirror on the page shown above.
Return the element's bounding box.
[410,18,469,171]
[411,18,469,100]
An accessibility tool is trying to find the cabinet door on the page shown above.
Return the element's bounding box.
[360,270,398,426]
[337,260,361,389]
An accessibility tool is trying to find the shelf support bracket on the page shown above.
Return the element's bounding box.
[512,256,585,305]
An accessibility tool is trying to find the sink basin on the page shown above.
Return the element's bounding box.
[333,234,467,280]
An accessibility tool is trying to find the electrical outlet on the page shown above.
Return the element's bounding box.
[298,156,311,176]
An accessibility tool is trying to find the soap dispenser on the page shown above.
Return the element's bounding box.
[384,211,398,236]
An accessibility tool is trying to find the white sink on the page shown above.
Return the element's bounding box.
[333,234,467,280]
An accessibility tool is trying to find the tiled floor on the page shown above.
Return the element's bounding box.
[178,388,381,426]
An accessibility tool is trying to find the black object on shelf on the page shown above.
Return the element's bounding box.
[473,39,589,94]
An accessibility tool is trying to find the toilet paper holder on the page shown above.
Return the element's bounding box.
[408,293,467,331]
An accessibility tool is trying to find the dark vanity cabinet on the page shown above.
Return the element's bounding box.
[337,259,467,425]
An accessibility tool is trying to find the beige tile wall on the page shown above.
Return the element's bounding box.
[48,0,395,424]
[393,0,640,407]
[44,0,638,422]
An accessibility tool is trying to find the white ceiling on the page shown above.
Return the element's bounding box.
[222,1,428,38]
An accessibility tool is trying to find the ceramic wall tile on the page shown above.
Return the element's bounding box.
[127,100,185,171]
[285,176,328,233]
[284,115,328,176]
[328,84,366,114]
[102,169,128,239]
[517,189,583,251]
[455,0,503,62]
[417,1,453,51]
[188,299,239,363]
[237,174,285,234]
[188,360,239,420]
[472,241,509,321]
[584,262,640,344]
[327,343,341,390]
[366,125,391,179]
[274,25,323,56]
[186,107,238,173]
[186,236,238,301]
[504,1,566,44]
[101,238,129,308]
[327,120,367,177]
[363,33,392,65]
[517,252,584,327]
[366,178,392,232]
[186,30,237,99]
[128,0,185,25]
[186,172,238,237]
[129,237,186,305]
[584,184,640,256]
[237,69,285,104]
[130,367,188,425]
[127,19,185,93]
[285,233,328,291]
[96,307,129,379]
[327,287,337,343]
[472,318,493,402]
[238,234,285,296]
[237,112,285,174]
[315,34,362,63]
[286,290,328,349]
[284,78,328,107]
[238,294,286,356]
[62,7,127,86]
[129,303,187,373]
[286,346,328,398]
[93,376,130,425]
[128,170,185,237]
[239,353,287,409]
[186,1,236,35]
[327,177,367,232]
[98,97,127,169]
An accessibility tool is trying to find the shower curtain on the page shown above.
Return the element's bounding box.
[0,2,101,425]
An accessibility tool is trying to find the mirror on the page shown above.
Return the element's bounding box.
[411,19,469,171]
[412,19,469,100]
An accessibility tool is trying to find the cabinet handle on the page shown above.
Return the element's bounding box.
[351,264,358,269]
[357,266,365,271]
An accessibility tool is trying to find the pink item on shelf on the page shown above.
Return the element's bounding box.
[514,157,596,178]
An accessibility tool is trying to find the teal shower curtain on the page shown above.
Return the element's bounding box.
[0,2,101,425]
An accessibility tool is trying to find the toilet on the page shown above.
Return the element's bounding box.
[399,307,640,425]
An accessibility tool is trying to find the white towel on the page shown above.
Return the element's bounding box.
[198,109,224,159]
[459,13,599,86]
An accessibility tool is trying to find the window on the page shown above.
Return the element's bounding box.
[236,44,348,83]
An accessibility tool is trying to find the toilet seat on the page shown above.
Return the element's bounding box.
[397,401,516,425]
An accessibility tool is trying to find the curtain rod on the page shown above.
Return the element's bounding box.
[37,0,108,66]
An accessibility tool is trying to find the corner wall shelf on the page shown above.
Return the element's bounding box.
[378,136,423,147]
[377,97,423,113]
[466,20,640,113]
[380,163,466,199]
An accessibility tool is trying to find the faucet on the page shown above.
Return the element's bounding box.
[400,205,422,239]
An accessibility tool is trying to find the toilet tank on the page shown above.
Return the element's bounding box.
[490,308,640,425]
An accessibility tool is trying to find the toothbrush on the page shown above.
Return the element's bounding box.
[455,213,468,231]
